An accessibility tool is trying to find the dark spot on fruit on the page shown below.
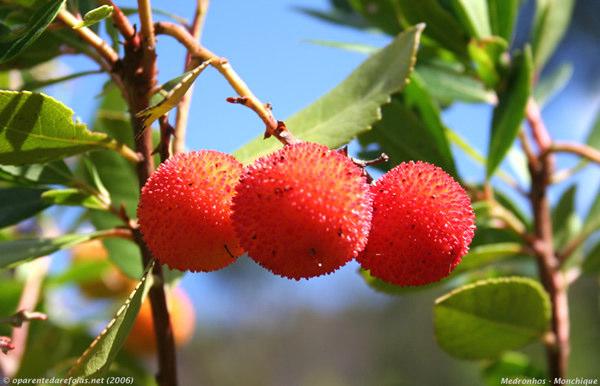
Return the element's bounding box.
[309,248,317,256]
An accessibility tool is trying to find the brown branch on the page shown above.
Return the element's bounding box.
[154,21,300,146]
[544,142,600,165]
[57,10,118,65]
[525,99,570,380]
[99,0,136,40]
[172,0,210,154]
[0,311,47,328]
[0,258,50,377]
[116,3,177,385]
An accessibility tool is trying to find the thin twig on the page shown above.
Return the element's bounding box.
[154,21,300,146]
[544,142,600,165]
[173,0,210,154]
[525,98,570,380]
[0,311,47,328]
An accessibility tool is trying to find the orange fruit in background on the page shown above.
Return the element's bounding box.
[71,240,136,299]
[125,287,196,355]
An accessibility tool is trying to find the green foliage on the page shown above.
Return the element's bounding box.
[582,241,600,274]
[487,0,520,41]
[41,188,107,210]
[72,5,114,29]
[0,233,94,269]
[0,91,126,165]
[451,0,492,39]
[235,25,423,163]
[531,0,575,72]
[434,277,551,359]
[534,63,573,107]
[0,0,65,64]
[482,351,546,386]
[0,187,49,228]
[67,263,153,380]
[0,161,73,186]
[487,47,533,177]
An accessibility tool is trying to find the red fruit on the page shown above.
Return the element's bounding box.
[358,161,475,286]
[138,150,244,272]
[232,142,372,280]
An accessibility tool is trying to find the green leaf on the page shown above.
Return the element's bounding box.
[294,6,371,31]
[235,25,423,163]
[531,0,575,72]
[72,5,113,29]
[348,0,402,35]
[358,71,458,178]
[416,63,496,104]
[455,243,525,273]
[434,277,551,359]
[0,0,65,64]
[551,185,579,249]
[582,184,600,239]
[468,36,508,88]
[86,86,143,279]
[19,70,103,91]
[41,188,106,210]
[67,262,154,380]
[47,258,110,287]
[483,351,547,386]
[395,0,469,56]
[0,91,127,165]
[359,268,442,295]
[0,160,73,186]
[451,0,491,38]
[305,39,378,55]
[0,233,93,269]
[486,47,533,177]
[487,0,520,41]
[582,241,600,274]
[585,111,600,150]
[0,187,49,228]
[534,63,573,107]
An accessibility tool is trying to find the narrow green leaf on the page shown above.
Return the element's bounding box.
[294,6,371,30]
[348,0,402,35]
[359,268,441,295]
[582,241,600,274]
[531,0,575,72]
[468,36,508,88]
[19,70,103,91]
[417,63,496,104]
[487,0,520,41]
[395,0,469,56]
[582,184,600,238]
[551,185,579,249]
[585,110,600,150]
[534,63,573,107]
[0,91,126,165]
[235,25,423,163]
[41,188,106,210]
[483,352,547,386]
[0,0,65,64]
[0,187,49,228]
[455,242,524,273]
[434,277,551,359]
[0,233,93,269]
[487,47,533,177]
[67,262,154,380]
[451,0,491,38]
[73,5,113,29]
[0,160,73,186]
[305,39,378,55]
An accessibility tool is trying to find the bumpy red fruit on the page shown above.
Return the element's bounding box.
[138,150,244,272]
[358,161,475,286]
[232,142,372,280]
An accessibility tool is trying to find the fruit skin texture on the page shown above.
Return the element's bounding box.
[124,287,195,355]
[358,161,475,286]
[71,240,136,299]
[138,150,244,272]
[232,142,372,280]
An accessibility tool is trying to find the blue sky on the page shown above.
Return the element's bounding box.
[45,0,599,325]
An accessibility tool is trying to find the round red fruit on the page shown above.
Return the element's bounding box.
[138,150,244,272]
[232,142,372,280]
[358,161,475,286]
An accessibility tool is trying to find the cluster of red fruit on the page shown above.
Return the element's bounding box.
[137,142,475,286]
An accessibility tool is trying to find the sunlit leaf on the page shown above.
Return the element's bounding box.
[531,0,575,72]
[235,25,423,163]
[534,63,573,107]
[72,5,113,30]
[451,0,491,38]
[487,0,520,41]
[434,277,550,359]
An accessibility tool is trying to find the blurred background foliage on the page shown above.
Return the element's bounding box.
[0,0,599,385]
